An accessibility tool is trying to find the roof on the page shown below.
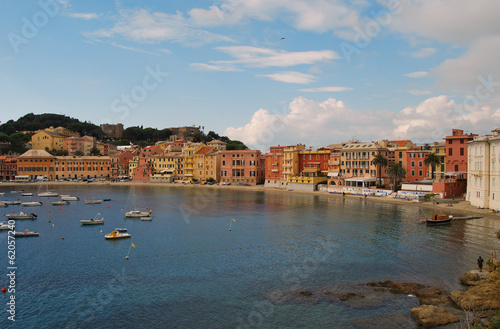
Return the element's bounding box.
[195,146,214,155]
[18,150,54,158]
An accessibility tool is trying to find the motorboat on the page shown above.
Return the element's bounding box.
[21,192,33,196]
[5,212,37,219]
[38,191,58,197]
[52,200,70,206]
[21,201,43,206]
[0,222,11,230]
[14,230,39,237]
[0,202,8,207]
[140,217,152,221]
[3,200,21,205]
[105,228,131,239]
[85,199,102,204]
[426,214,453,225]
[61,195,79,201]
[81,213,104,225]
[0,192,4,196]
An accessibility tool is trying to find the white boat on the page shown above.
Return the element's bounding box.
[21,192,33,196]
[0,202,7,207]
[10,190,23,193]
[14,230,39,237]
[61,196,79,201]
[140,217,152,221]
[105,228,131,239]
[85,199,102,204]
[21,201,43,206]
[52,200,70,206]
[0,192,4,196]
[5,212,37,219]
[81,213,104,225]
[0,222,11,230]
[3,200,21,205]
[38,191,58,197]
[124,184,152,218]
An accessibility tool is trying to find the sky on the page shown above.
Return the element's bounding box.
[1,0,500,151]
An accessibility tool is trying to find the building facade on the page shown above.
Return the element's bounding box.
[220,150,264,185]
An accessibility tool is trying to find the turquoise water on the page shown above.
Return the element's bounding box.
[0,184,498,328]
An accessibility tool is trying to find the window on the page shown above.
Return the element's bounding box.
[455,164,459,171]
[418,161,422,167]
[419,170,423,176]
[460,148,464,156]
[411,161,415,167]
[449,148,453,156]
[411,170,415,176]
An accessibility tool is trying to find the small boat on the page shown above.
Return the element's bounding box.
[426,214,453,225]
[38,191,58,197]
[5,212,37,219]
[103,198,111,202]
[140,217,152,221]
[0,222,11,230]
[81,213,104,225]
[0,192,4,196]
[85,199,102,204]
[52,200,70,206]
[3,200,21,205]
[105,228,131,239]
[0,202,8,207]
[61,196,79,201]
[21,192,33,196]
[21,201,43,206]
[14,230,39,237]
[10,190,23,193]
[125,184,152,218]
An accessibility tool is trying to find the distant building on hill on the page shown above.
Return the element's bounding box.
[100,123,124,139]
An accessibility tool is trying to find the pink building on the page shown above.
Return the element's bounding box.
[63,137,85,155]
[131,156,152,181]
[220,150,265,185]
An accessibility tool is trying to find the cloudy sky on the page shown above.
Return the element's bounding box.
[1,0,500,150]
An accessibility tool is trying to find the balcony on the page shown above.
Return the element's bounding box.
[283,164,292,168]
[271,169,279,172]
[329,160,339,165]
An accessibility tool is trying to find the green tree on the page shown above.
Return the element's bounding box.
[226,140,248,150]
[74,150,84,156]
[386,163,406,192]
[424,152,442,180]
[90,147,101,156]
[8,132,30,149]
[371,153,388,185]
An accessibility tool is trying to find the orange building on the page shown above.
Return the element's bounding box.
[54,156,111,180]
[445,129,477,174]
[220,150,264,185]
[264,145,285,188]
[405,146,430,182]
[0,156,17,181]
[16,150,56,180]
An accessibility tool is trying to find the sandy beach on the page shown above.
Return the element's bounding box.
[4,180,499,221]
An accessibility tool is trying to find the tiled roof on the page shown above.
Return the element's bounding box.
[18,149,54,158]
[195,146,214,154]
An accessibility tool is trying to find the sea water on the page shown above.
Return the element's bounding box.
[0,184,498,328]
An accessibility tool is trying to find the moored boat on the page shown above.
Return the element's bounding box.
[14,230,39,237]
[0,222,11,230]
[21,192,33,196]
[81,213,104,225]
[140,217,152,221]
[85,199,102,204]
[61,195,79,201]
[105,228,131,239]
[5,212,37,219]
[426,214,453,225]
[0,202,8,207]
[21,201,43,206]
[38,191,58,197]
[124,184,152,218]
[3,200,21,205]
[52,200,70,206]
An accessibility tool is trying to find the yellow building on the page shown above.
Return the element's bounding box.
[283,144,306,182]
[31,130,65,151]
[150,152,183,182]
[193,146,220,182]
[181,143,205,182]
[429,141,446,178]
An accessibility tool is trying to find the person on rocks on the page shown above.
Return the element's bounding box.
[477,256,484,272]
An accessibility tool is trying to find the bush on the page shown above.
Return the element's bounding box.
[425,193,436,200]
[376,184,386,189]
[497,230,500,239]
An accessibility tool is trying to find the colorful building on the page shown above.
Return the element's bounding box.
[445,129,477,174]
[264,145,286,188]
[150,152,183,182]
[0,156,17,181]
[181,143,205,182]
[405,146,430,182]
[220,150,264,185]
[429,141,446,179]
[54,156,111,180]
[193,146,220,182]
[16,150,56,180]
[30,129,65,151]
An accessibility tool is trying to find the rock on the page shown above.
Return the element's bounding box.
[415,288,443,299]
[460,271,482,285]
[367,280,427,295]
[487,268,500,282]
[449,281,500,311]
[411,305,459,327]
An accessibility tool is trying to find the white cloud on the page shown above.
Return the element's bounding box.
[404,71,428,78]
[260,71,316,84]
[190,63,241,72]
[411,47,436,58]
[300,86,353,92]
[407,90,431,95]
[66,13,99,20]
[224,96,392,150]
[84,8,236,47]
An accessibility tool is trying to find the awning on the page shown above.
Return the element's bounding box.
[345,177,376,182]
[328,172,339,177]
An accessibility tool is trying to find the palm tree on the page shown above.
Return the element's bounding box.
[386,163,406,192]
[371,153,388,186]
[424,152,441,180]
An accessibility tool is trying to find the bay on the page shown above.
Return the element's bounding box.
[0,184,498,328]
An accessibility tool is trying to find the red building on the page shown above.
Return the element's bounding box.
[0,156,17,181]
[405,146,430,182]
[131,156,153,181]
[264,145,285,188]
[445,129,477,174]
[298,148,330,177]
[220,150,264,185]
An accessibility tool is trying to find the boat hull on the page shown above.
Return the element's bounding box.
[426,215,453,225]
[14,231,39,237]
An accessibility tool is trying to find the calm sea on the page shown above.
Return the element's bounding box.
[0,184,498,329]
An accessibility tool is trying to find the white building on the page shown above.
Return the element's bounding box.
[467,128,500,209]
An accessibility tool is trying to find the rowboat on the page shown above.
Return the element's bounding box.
[426,214,453,225]
[0,222,10,230]
[21,192,33,196]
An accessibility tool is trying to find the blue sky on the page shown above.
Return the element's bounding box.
[1,0,500,150]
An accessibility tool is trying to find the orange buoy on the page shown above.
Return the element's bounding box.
[62,237,64,240]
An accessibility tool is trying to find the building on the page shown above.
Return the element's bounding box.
[283,144,306,183]
[193,146,220,182]
[110,151,135,179]
[326,144,343,188]
[30,129,65,152]
[445,129,477,174]
[405,146,430,182]
[100,123,124,139]
[63,137,85,156]
[181,143,205,182]
[429,141,446,179]
[220,149,264,185]
[0,156,17,181]
[264,145,286,188]
[150,152,183,182]
[54,156,111,180]
[130,155,153,181]
[16,149,56,180]
[466,128,500,209]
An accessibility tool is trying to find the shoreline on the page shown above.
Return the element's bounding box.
[2,180,498,220]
